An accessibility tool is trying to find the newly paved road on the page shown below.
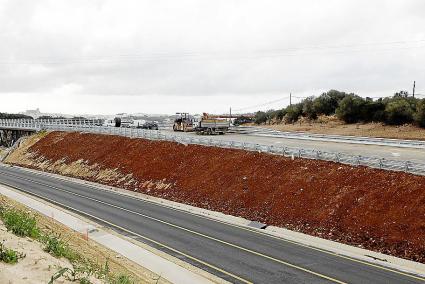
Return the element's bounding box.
[0,165,424,284]
[162,130,425,163]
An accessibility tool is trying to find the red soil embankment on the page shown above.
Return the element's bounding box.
[8,131,425,263]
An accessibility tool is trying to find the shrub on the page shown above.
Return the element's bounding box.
[273,109,286,122]
[336,95,365,123]
[414,99,425,127]
[254,111,267,125]
[233,116,253,126]
[385,99,414,125]
[0,242,25,264]
[265,109,275,124]
[362,99,385,122]
[302,97,317,120]
[313,90,347,115]
[41,233,77,261]
[285,103,303,123]
[112,274,133,284]
[0,207,40,238]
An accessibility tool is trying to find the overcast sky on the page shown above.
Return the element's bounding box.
[1,0,424,115]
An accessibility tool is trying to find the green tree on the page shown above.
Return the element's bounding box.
[335,95,365,123]
[361,98,385,122]
[414,99,425,127]
[273,109,286,122]
[265,109,275,125]
[384,99,414,125]
[302,97,317,120]
[313,90,348,115]
[254,111,267,125]
[285,103,303,123]
[0,113,33,119]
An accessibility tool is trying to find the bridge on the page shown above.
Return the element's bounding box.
[0,119,102,146]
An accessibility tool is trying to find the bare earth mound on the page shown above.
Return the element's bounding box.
[6,131,425,263]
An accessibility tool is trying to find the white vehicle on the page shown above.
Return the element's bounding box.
[103,119,117,127]
[130,119,146,128]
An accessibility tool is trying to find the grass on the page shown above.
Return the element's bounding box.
[0,205,135,283]
[0,241,25,264]
[112,274,133,284]
[0,206,40,238]
[41,232,78,261]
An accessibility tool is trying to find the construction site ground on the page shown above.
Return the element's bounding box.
[261,116,425,140]
[4,131,425,264]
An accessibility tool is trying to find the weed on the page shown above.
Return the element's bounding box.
[97,258,110,279]
[0,207,40,238]
[48,267,69,284]
[0,242,25,264]
[79,277,92,284]
[41,232,78,261]
[111,274,133,284]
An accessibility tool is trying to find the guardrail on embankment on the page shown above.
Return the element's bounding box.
[1,120,425,176]
[230,126,425,149]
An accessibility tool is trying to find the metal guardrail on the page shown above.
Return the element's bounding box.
[1,119,425,176]
[230,126,425,149]
[0,118,102,130]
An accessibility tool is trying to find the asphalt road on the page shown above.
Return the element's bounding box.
[163,130,425,163]
[0,165,423,284]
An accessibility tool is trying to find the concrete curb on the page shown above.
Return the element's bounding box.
[0,184,227,284]
[3,164,425,278]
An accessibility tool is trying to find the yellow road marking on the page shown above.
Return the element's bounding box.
[0,173,346,284]
[0,180,252,284]
[5,165,423,282]
[3,168,425,282]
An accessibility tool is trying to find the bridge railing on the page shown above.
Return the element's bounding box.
[1,119,425,176]
[230,126,425,149]
[48,124,425,176]
[0,119,103,130]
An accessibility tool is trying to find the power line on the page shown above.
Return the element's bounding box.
[233,96,291,112]
[233,94,309,112]
[0,39,424,66]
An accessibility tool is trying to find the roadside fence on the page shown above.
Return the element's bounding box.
[1,119,425,176]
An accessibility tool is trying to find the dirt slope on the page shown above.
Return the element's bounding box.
[6,131,425,263]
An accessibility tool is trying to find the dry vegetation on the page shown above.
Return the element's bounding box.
[0,195,167,284]
[262,115,425,140]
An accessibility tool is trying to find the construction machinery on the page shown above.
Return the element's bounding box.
[173,112,230,135]
[173,113,194,132]
[194,113,230,135]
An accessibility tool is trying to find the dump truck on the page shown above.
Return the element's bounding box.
[173,113,230,135]
[194,113,230,135]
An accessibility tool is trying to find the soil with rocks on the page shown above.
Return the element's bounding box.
[6,131,425,263]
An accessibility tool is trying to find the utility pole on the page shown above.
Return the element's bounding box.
[413,81,416,98]
[229,107,232,122]
[290,93,292,106]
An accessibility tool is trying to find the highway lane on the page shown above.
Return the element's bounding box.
[0,165,424,284]
[162,130,425,163]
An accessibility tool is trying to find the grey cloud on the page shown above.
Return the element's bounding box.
[0,0,424,114]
